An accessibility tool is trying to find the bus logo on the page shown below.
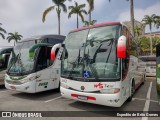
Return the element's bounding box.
[38,82,48,86]
[94,83,104,89]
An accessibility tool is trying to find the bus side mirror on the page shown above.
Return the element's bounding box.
[51,44,62,61]
[117,35,126,59]
[29,43,52,58]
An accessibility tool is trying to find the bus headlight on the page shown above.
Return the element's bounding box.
[100,88,120,94]
[21,76,36,83]
[61,82,69,89]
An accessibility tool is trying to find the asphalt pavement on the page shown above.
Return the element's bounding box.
[0,77,159,120]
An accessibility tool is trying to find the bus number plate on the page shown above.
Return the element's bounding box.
[77,95,87,100]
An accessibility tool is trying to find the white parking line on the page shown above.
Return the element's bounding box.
[0,90,9,93]
[45,96,62,103]
[132,98,158,103]
[141,82,152,120]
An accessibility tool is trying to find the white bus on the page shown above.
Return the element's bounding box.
[139,56,156,77]
[59,22,146,107]
[0,47,13,85]
[5,35,65,93]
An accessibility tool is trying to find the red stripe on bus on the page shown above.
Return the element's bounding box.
[70,22,121,33]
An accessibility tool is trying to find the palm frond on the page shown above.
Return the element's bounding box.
[79,12,85,22]
[80,9,87,15]
[0,33,5,39]
[68,10,74,18]
[59,3,67,13]
[0,27,7,34]
[87,0,94,13]
[42,6,55,22]
[79,4,86,9]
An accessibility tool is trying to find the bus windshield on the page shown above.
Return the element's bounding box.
[8,41,35,76]
[61,25,121,81]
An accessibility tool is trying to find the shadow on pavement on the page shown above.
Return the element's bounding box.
[10,89,61,101]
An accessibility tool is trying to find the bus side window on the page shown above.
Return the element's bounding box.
[122,27,130,78]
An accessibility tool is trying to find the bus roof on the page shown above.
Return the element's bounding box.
[70,22,121,33]
[18,34,66,43]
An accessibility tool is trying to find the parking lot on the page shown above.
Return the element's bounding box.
[0,77,160,120]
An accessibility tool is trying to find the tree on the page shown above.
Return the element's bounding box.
[42,0,71,35]
[68,2,87,28]
[7,32,23,46]
[84,20,97,26]
[134,25,143,37]
[0,23,7,39]
[86,0,94,24]
[142,14,156,55]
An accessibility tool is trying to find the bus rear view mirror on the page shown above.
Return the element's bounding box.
[51,44,62,61]
[117,35,126,59]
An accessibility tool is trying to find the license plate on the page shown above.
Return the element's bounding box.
[77,95,87,100]
[10,86,16,90]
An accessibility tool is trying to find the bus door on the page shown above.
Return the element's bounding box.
[120,27,130,100]
[35,46,53,92]
[156,44,160,104]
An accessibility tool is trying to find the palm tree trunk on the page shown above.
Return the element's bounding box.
[77,14,79,28]
[57,6,61,35]
[58,14,60,35]
[14,41,15,46]
[150,29,153,55]
[89,12,91,24]
[130,0,134,37]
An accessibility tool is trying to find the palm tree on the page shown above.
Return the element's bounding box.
[0,23,7,39]
[7,32,23,46]
[68,2,87,28]
[142,14,156,55]
[42,0,71,35]
[86,0,94,24]
[84,20,97,26]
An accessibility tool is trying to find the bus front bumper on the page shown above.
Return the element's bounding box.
[60,87,123,107]
[5,80,36,93]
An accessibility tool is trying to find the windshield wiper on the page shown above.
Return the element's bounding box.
[105,38,114,63]
[7,53,21,74]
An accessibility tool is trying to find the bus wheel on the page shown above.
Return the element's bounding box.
[142,74,145,85]
[56,82,60,92]
[127,81,135,102]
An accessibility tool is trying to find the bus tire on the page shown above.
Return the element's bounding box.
[142,74,145,85]
[56,82,60,92]
[127,80,135,102]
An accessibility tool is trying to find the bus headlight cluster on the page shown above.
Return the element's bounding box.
[21,76,36,83]
[100,88,120,94]
[61,82,69,89]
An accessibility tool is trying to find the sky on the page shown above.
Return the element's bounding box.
[0,0,160,46]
